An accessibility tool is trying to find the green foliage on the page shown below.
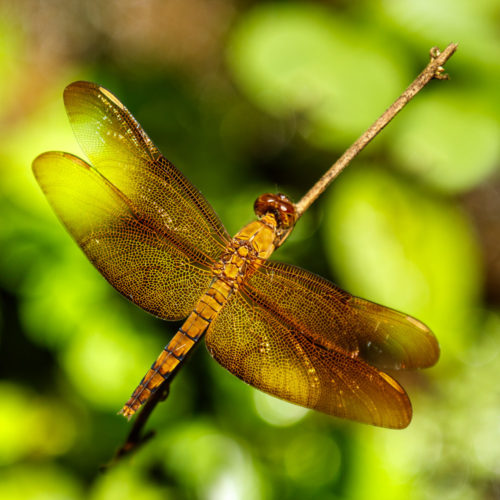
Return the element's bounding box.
[228,3,409,148]
[388,93,500,192]
[1,0,499,499]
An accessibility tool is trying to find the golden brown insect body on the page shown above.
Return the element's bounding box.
[33,82,439,429]
[121,201,292,418]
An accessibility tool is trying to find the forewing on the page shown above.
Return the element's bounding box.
[244,261,439,370]
[63,81,230,262]
[205,290,412,428]
[33,152,214,320]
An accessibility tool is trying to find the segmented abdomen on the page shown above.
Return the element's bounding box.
[120,279,232,418]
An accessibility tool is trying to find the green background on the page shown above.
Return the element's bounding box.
[1,1,499,499]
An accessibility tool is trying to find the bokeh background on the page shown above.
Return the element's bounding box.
[1,1,500,499]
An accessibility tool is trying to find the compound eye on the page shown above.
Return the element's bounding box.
[278,201,291,214]
[254,193,276,217]
[254,192,297,228]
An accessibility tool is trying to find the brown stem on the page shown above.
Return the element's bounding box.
[294,43,458,218]
[107,337,193,464]
[103,381,171,467]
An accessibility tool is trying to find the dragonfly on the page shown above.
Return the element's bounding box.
[33,81,439,429]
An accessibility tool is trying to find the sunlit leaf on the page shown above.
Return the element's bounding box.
[388,93,500,192]
[381,0,500,67]
[253,390,308,427]
[61,317,164,410]
[158,422,263,500]
[0,463,82,500]
[284,432,341,487]
[227,3,408,148]
[90,463,170,500]
[0,383,77,465]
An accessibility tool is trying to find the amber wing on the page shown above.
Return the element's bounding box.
[205,261,439,428]
[33,81,230,319]
[245,261,439,370]
[62,81,229,264]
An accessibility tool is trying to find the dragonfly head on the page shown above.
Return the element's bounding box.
[254,193,297,247]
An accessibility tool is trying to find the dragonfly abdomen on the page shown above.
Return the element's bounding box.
[121,217,280,418]
[120,279,232,418]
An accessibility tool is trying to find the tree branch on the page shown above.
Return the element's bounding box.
[104,382,171,466]
[294,43,458,218]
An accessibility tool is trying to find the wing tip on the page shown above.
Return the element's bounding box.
[411,319,440,368]
[390,415,412,429]
[63,81,102,112]
[32,151,92,174]
[32,151,64,178]
[32,152,94,195]
[351,297,441,369]
[377,371,412,429]
[408,315,441,365]
[64,80,99,95]
[393,396,412,429]
[63,81,125,110]
[425,336,440,367]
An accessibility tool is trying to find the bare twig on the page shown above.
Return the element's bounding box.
[103,382,171,467]
[294,43,458,218]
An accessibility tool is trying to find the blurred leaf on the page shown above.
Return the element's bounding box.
[253,390,308,427]
[0,7,24,114]
[158,421,264,500]
[19,245,111,348]
[370,310,500,500]
[0,382,77,465]
[0,463,82,500]
[90,463,171,500]
[227,3,408,148]
[388,92,500,193]
[380,0,500,68]
[284,431,341,488]
[0,81,82,208]
[61,315,163,411]
[348,428,412,500]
